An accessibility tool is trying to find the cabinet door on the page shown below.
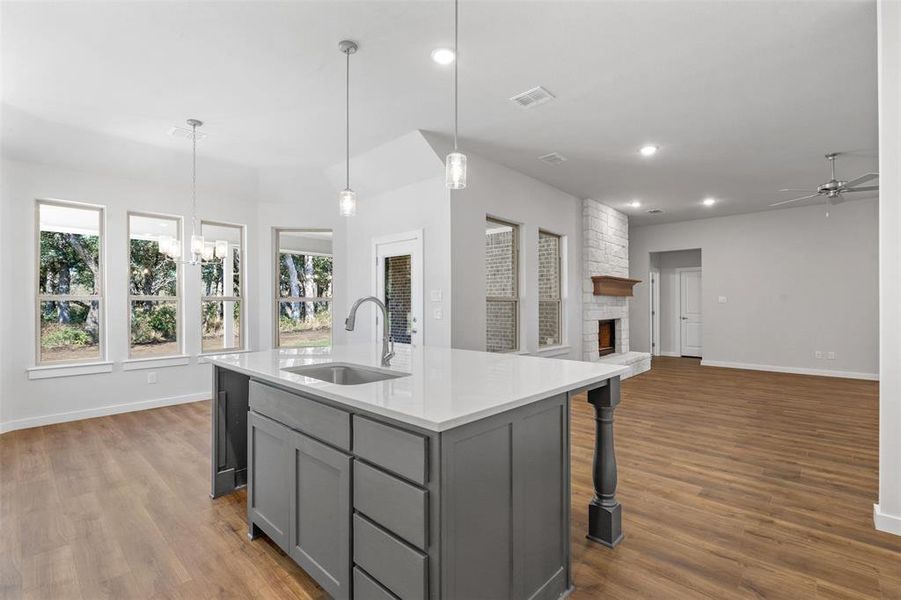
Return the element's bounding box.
[248,412,290,550]
[289,430,352,600]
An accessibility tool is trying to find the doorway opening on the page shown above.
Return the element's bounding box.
[649,249,702,358]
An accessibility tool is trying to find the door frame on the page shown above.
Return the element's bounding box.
[371,229,424,346]
[649,268,660,357]
[676,267,702,357]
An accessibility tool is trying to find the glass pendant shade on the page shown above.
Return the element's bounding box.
[158,235,173,255]
[190,234,205,255]
[168,240,182,259]
[339,189,357,217]
[202,242,215,261]
[446,152,467,189]
[215,239,229,259]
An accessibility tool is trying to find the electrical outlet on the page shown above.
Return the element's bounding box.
[827,352,836,360]
[433,307,443,320]
[147,372,158,384]
[815,351,823,359]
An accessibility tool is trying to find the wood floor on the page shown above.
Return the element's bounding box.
[1,357,897,599]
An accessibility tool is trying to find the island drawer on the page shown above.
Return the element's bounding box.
[353,567,399,600]
[353,461,428,550]
[352,416,428,485]
[250,380,350,451]
[353,513,428,600]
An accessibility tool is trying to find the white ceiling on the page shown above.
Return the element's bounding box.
[2,0,878,225]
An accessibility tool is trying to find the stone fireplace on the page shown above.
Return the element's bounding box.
[582,199,651,378]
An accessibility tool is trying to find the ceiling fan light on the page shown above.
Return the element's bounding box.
[446,152,467,189]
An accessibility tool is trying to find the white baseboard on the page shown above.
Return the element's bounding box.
[658,351,681,358]
[874,504,901,536]
[700,359,878,381]
[0,392,209,434]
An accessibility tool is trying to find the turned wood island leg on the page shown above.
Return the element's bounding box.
[586,375,623,548]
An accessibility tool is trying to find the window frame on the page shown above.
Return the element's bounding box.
[126,211,183,359]
[199,219,246,354]
[485,216,520,353]
[34,198,106,366]
[538,229,563,348]
[273,228,334,349]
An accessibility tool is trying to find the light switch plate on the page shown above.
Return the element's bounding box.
[815,351,823,359]
[718,296,727,304]
[827,352,835,360]
[430,290,443,302]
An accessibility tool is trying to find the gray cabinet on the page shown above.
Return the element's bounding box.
[244,380,570,600]
[248,412,290,550]
[288,428,352,600]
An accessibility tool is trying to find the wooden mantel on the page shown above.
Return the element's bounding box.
[591,275,642,297]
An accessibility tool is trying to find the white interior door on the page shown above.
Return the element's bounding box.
[679,268,702,357]
[373,233,423,347]
[650,269,660,356]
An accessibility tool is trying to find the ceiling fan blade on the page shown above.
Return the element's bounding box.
[843,185,879,193]
[778,188,813,192]
[844,173,878,188]
[770,193,820,207]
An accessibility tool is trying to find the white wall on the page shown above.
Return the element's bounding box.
[630,199,878,378]
[444,147,583,359]
[652,249,702,356]
[0,158,258,431]
[876,0,901,536]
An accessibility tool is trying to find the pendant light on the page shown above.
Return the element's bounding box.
[187,118,205,264]
[445,0,467,189]
[339,40,358,217]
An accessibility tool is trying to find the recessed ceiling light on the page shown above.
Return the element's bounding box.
[703,197,717,206]
[628,200,641,208]
[431,48,455,65]
[639,144,659,157]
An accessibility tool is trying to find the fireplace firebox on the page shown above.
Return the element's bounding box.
[598,320,616,357]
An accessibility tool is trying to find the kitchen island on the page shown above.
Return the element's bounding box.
[208,344,628,600]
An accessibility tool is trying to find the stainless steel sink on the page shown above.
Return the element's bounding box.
[282,362,408,385]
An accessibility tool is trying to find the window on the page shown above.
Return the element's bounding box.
[538,230,562,347]
[200,221,244,352]
[485,217,519,352]
[36,200,104,364]
[275,229,333,348]
[128,213,181,358]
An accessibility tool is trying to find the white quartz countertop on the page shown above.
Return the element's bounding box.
[208,345,629,432]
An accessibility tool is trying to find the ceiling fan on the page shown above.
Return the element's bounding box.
[770,152,879,208]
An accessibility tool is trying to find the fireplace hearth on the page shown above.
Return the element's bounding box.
[598,319,616,357]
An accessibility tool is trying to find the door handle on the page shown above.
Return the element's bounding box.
[681,316,688,320]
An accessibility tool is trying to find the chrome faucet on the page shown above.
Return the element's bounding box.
[345,296,395,367]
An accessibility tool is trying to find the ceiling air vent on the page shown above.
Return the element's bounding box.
[510,86,555,109]
[168,126,207,141]
[538,152,567,165]
[646,208,664,215]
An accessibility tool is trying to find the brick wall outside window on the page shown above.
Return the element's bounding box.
[385,255,411,344]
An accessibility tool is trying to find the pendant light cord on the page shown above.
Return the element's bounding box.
[192,121,197,238]
[346,48,351,190]
[453,0,459,151]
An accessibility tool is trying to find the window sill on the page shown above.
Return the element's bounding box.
[122,355,191,371]
[535,345,571,358]
[27,361,114,380]
[198,349,253,363]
